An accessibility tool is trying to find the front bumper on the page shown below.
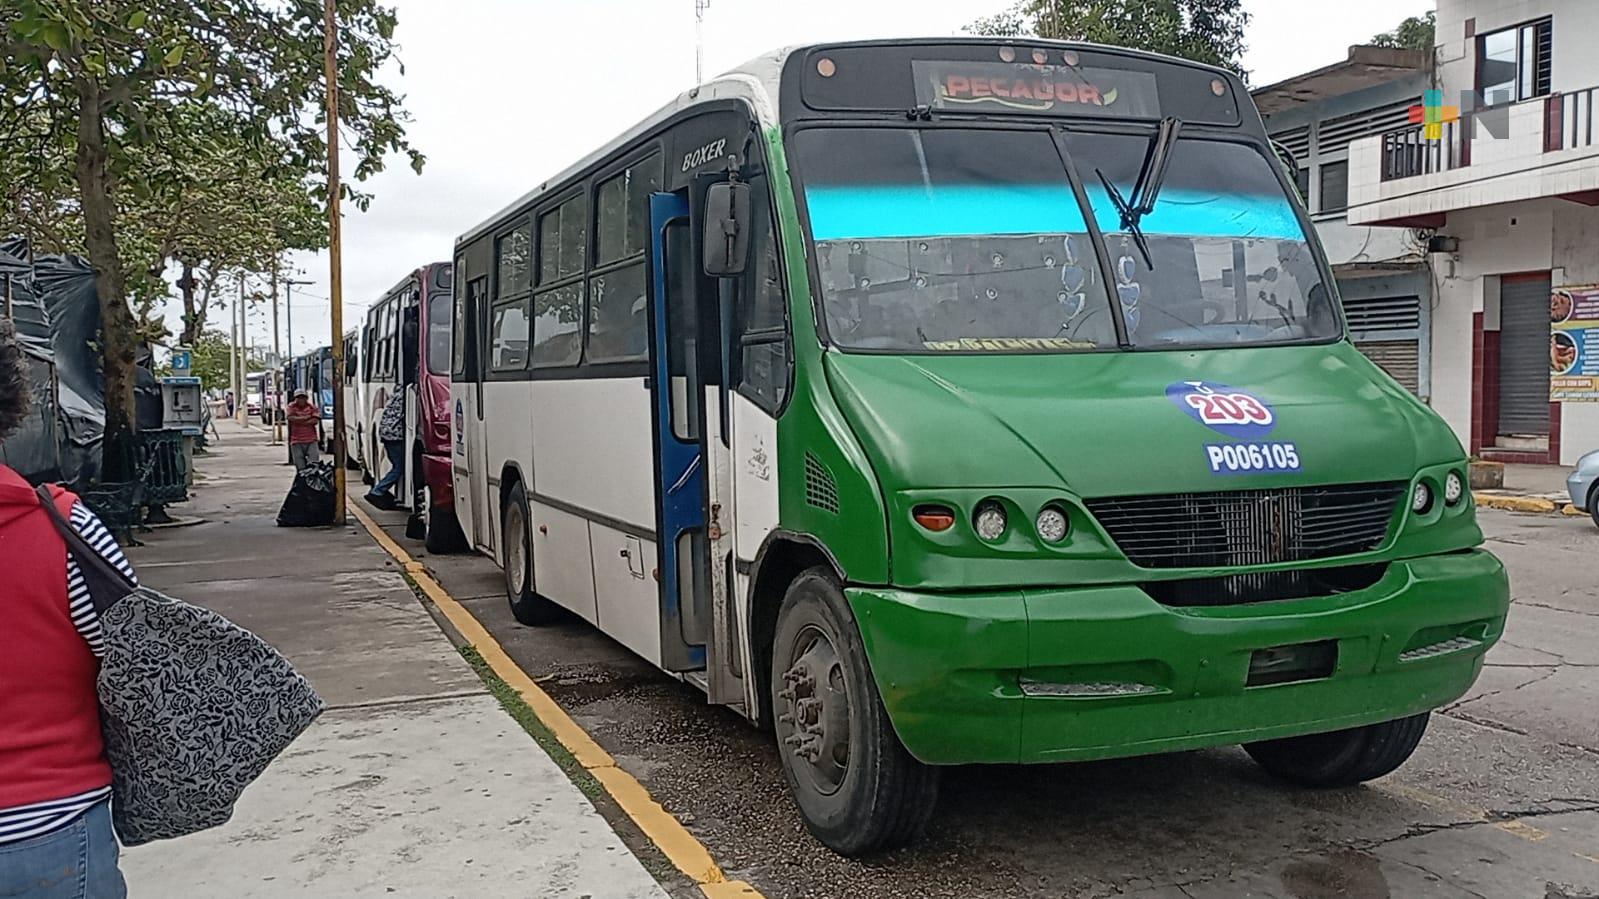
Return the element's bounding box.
[1569,470,1595,511]
[848,550,1508,765]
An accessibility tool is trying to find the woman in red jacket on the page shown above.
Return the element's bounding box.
[0,320,134,898]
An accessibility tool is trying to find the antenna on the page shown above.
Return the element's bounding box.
[695,0,711,85]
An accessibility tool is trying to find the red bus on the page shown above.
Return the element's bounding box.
[360,262,463,550]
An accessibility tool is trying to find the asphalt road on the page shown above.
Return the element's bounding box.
[374,504,1599,899]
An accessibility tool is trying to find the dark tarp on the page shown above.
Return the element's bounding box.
[0,238,106,488]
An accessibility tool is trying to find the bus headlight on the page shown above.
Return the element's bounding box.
[1035,506,1069,543]
[1411,482,1433,514]
[974,501,1008,541]
[1444,471,1465,506]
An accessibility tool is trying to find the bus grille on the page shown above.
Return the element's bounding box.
[1084,483,1405,569]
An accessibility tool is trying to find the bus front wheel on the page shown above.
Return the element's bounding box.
[771,567,939,856]
[1244,712,1430,787]
[502,482,560,626]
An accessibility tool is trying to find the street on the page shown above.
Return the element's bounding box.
[358,469,1599,898]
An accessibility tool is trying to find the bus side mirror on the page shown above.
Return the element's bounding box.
[703,182,751,278]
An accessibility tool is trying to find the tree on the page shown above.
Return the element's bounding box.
[1371,11,1435,51]
[966,0,1250,77]
[1,1,422,473]
[172,328,271,393]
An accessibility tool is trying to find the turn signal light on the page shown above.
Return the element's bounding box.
[912,505,957,532]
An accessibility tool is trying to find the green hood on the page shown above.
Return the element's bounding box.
[823,341,1464,499]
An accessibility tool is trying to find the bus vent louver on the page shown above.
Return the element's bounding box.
[1085,483,1405,570]
[804,453,840,515]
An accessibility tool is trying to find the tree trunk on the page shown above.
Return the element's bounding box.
[72,77,138,479]
[178,259,200,345]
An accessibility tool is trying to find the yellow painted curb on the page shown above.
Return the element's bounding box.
[1473,493,1558,514]
[350,504,763,899]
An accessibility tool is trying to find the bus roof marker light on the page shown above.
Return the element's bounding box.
[999,46,1016,63]
[816,57,836,78]
[1062,50,1080,67]
[1032,49,1048,65]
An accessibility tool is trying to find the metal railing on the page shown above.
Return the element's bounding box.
[1380,117,1470,181]
[1546,87,1598,153]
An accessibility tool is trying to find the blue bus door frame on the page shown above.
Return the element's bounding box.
[649,191,711,673]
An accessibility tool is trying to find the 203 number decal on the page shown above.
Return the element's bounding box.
[1206,442,1301,474]
[1184,391,1274,426]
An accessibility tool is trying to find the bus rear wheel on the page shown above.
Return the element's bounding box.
[502,482,560,626]
[771,567,939,856]
[1244,712,1430,787]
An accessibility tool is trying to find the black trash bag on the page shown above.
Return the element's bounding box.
[276,462,335,527]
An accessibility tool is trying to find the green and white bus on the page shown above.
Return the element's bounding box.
[449,39,1509,855]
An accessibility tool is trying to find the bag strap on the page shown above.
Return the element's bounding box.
[34,484,136,615]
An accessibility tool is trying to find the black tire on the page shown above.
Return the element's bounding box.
[1245,713,1430,787]
[770,567,939,856]
[502,482,560,626]
[425,497,467,554]
[1588,483,1598,530]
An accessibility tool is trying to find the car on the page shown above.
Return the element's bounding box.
[1569,448,1599,529]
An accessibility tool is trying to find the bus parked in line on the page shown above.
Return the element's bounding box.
[342,329,363,469]
[359,262,460,551]
[449,39,1508,855]
[284,345,335,452]
[245,371,270,423]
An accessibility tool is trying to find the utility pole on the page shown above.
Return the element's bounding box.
[695,0,710,84]
[270,261,284,445]
[325,0,349,524]
[231,276,244,424]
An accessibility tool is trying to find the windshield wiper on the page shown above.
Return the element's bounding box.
[1093,116,1183,269]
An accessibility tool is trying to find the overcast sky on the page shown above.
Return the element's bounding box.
[207,0,1433,359]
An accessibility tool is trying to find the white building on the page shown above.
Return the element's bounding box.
[1347,0,1599,466]
[1255,47,1436,397]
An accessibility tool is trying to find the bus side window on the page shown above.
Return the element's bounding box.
[736,172,789,413]
[492,221,533,372]
[451,260,469,378]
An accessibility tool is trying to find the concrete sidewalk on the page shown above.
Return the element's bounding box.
[1474,462,1585,515]
[117,420,667,898]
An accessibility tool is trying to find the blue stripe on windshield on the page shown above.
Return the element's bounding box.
[804,185,1305,242]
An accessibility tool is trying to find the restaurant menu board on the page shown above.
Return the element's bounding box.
[1551,285,1599,402]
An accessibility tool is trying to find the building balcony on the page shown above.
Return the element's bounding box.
[1347,87,1599,227]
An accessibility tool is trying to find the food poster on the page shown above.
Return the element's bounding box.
[1551,286,1599,402]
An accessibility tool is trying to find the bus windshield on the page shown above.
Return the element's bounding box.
[793,127,1338,352]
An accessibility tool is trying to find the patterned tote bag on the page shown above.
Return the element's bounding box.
[35,485,325,845]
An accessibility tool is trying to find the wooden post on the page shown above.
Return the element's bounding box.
[271,261,284,445]
[325,0,348,524]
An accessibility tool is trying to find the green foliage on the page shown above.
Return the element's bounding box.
[178,329,270,392]
[1371,11,1435,51]
[0,0,422,440]
[965,0,1250,77]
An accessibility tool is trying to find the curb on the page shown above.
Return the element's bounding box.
[349,503,763,899]
[1473,493,1558,514]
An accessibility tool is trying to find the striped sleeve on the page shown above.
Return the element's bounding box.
[64,502,137,658]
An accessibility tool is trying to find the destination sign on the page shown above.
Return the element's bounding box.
[913,61,1160,117]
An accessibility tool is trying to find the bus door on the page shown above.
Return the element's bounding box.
[400,301,422,515]
[648,191,718,678]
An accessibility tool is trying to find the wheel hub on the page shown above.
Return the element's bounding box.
[506,506,526,595]
[778,627,850,793]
